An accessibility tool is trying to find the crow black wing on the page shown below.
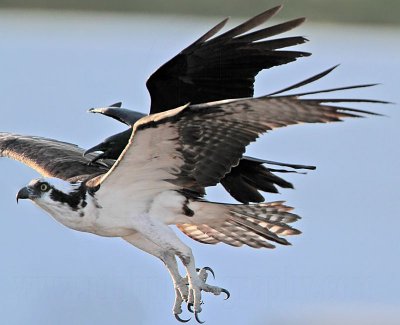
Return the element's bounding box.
[146,5,309,114]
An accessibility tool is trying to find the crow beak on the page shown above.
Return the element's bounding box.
[16,186,31,204]
[88,106,145,126]
[88,107,107,114]
[87,102,122,114]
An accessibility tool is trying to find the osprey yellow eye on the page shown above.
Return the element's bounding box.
[40,183,49,192]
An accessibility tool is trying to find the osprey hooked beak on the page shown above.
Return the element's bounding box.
[16,186,31,203]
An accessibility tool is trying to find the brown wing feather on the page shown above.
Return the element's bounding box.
[177,201,300,249]
[0,133,110,180]
[162,93,379,192]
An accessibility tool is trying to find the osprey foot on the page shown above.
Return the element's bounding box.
[185,267,230,323]
[173,267,229,323]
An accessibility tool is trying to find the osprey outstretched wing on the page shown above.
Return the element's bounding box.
[96,79,381,200]
[87,105,316,203]
[0,133,111,180]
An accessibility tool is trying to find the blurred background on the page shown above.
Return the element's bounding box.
[0,1,399,324]
[1,0,399,24]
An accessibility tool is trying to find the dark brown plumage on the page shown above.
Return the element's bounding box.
[0,133,110,180]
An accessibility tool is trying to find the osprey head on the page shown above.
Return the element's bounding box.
[16,178,87,212]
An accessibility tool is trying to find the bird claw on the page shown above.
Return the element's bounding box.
[195,311,205,324]
[202,266,215,279]
[175,313,191,323]
[221,288,230,300]
[173,267,229,322]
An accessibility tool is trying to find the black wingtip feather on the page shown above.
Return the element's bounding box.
[242,156,317,170]
[235,17,307,43]
[190,17,229,47]
[267,65,340,96]
[286,83,382,98]
[217,5,283,40]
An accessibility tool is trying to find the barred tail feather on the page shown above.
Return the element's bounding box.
[177,201,301,249]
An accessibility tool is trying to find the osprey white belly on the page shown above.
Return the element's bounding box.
[29,178,189,237]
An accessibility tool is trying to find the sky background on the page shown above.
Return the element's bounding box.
[0,4,399,325]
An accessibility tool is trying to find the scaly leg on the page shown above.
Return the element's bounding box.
[122,231,191,322]
[133,220,230,323]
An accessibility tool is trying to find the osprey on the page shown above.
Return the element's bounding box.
[0,5,385,323]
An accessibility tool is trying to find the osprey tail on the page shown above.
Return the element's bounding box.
[177,201,301,249]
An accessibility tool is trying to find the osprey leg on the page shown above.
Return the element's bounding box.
[132,218,229,321]
[122,232,190,320]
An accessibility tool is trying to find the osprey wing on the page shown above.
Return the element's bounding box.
[146,5,310,114]
[0,133,110,180]
[87,105,316,203]
[97,69,383,201]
